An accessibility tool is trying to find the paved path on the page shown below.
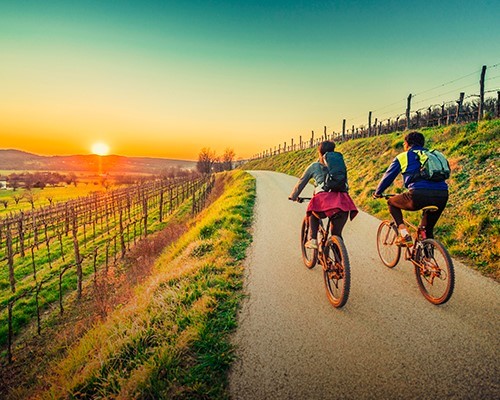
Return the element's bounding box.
[229,170,500,399]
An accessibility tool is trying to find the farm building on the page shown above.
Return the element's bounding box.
[0,180,7,190]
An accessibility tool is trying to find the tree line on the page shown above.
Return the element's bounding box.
[197,147,236,174]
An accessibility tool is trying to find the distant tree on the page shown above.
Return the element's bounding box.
[197,148,217,174]
[221,148,236,171]
[212,156,224,172]
[0,199,8,209]
[32,172,47,189]
[65,172,78,187]
[21,173,31,189]
[47,172,64,186]
[7,174,21,191]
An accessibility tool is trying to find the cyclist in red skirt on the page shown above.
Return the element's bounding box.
[289,141,358,249]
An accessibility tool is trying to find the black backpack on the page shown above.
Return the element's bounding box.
[322,151,348,192]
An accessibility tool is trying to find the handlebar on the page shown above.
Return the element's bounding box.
[289,197,312,203]
[372,191,395,199]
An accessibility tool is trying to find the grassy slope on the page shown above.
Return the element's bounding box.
[243,120,499,279]
[33,170,255,399]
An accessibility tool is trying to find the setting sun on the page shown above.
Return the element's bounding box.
[91,142,110,156]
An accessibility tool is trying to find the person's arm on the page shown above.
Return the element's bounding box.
[289,164,315,201]
[374,157,401,196]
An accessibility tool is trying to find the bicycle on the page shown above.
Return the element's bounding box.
[375,194,455,305]
[296,197,351,308]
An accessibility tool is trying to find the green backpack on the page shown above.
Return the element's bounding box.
[414,149,451,182]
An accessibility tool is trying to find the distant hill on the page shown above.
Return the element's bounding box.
[0,149,197,174]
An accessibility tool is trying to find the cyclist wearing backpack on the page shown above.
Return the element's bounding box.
[289,141,358,249]
[373,131,449,246]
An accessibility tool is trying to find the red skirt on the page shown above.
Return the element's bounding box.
[307,191,358,220]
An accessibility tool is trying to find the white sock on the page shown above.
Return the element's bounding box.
[399,228,409,237]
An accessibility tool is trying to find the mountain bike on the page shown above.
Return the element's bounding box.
[375,194,455,305]
[296,197,350,308]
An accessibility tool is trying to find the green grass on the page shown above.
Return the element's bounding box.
[38,170,255,399]
[243,120,500,279]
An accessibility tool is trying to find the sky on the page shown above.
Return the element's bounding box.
[1,0,499,161]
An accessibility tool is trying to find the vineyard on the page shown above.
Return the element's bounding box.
[0,174,214,363]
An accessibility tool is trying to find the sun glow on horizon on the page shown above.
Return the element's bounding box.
[91,142,110,156]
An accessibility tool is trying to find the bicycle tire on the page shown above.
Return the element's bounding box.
[323,235,350,308]
[414,238,455,305]
[301,217,317,269]
[376,220,401,268]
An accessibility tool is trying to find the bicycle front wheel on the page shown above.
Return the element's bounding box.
[376,220,401,268]
[414,239,455,305]
[301,217,317,269]
[323,235,350,308]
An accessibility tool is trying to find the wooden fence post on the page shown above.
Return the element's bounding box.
[497,91,500,118]
[456,92,465,123]
[342,119,346,141]
[6,226,15,292]
[478,65,487,121]
[71,210,82,299]
[406,94,412,130]
[18,214,25,257]
[368,111,372,136]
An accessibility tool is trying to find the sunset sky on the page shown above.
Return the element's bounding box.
[1,0,499,160]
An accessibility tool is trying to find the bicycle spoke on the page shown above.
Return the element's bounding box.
[376,221,401,268]
[300,217,317,269]
[414,239,455,305]
[323,236,350,308]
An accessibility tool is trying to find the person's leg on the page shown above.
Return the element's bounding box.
[412,192,448,238]
[309,214,320,240]
[330,211,349,238]
[387,192,417,236]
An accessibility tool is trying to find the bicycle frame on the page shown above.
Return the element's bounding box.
[313,212,332,267]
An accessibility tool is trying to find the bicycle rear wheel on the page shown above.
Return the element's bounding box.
[301,217,317,269]
[414,239,455,305]
[376,220,401,268]
[323,235,350,308]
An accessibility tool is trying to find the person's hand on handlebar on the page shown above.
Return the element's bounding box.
[289,196,309,203]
